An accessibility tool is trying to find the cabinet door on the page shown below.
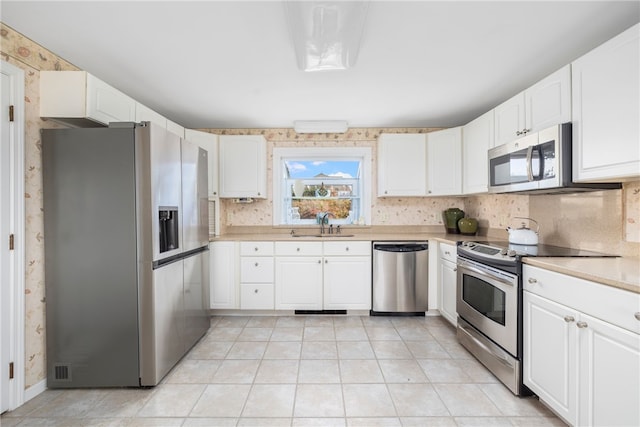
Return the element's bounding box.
[209,241,238,309]
[135,102,167,129]
[86,73,136,124]
[166,119,185,138]
[523,291,578,426]
[578,313,640,427]
[494,92,526,146]
[427,127,462,196]
[275,257,323,310]
[462,110,494,194]
[525,65,571,133]
[323,256,371,310]
[572,23,640,182]
[185,129,219,197]
[377,133,427,196]
[219,135,267,198]
[438,258,457,326]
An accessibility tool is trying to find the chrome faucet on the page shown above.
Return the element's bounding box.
[320,212,332,234]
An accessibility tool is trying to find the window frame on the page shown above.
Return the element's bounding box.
[272,147,372,227]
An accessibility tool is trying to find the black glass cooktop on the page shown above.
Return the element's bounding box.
[458,239,618,261]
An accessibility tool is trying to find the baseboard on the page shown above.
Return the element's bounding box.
[24,379,46,403]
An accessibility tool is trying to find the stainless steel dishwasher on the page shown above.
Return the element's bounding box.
[371,242,429,315]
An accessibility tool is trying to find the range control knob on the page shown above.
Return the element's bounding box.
[507,249,517,257]
[500,248,508,256]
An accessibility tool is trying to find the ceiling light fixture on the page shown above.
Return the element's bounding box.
[293,120,349,133]
[284,0,370,72]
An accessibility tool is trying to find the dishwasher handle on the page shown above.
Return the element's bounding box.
[373,243,428,253]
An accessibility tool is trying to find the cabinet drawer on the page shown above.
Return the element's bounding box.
[323,241,370,256]
[524,265,640,334]
[439,242,457,263]
[240,241,274,256]
[240,257,274,283]
[275,241,323,256]
[240,284,274,310]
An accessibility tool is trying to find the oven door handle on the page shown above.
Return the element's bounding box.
[457,260,516,288]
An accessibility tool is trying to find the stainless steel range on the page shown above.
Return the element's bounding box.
[455,240,616,396]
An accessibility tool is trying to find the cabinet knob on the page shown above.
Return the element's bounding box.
[296,247,300,252]
[254,262,259,267]
[254,289,259,294]
[318,260,321,264]
[634,313,640,321]
[576,321,588,329]
[384,190,388,194]
[564,315,575,323]
[257,192,261,196]
[345,247,349,252]
[325,260,328,264]
[453,268,457,272]
[528,278,537,284]
[254,247,259,252]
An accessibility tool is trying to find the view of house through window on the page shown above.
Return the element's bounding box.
[282,159,361,225]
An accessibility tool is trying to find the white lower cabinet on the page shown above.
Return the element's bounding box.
[239,242,274,309]
[275,241,371,311]
[323,241,371,310]
[209,241,238,309]
[523,265,640,427]
[437,242,457,326]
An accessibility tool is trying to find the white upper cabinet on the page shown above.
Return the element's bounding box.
[40,71,136,127]
[135,102,167,129]
[494,65,571,146]
[462,110,494,194]
[218,135,267,198]
[572,23,640,182]
[427,127,462,196]
[377,133,427,197]
[185,129,219,198]
[166,119,185,139]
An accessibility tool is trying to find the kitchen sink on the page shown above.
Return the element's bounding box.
[291,234,355,238]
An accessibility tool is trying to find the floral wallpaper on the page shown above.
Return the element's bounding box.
[1,22,639,396]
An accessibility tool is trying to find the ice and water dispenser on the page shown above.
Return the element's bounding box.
[158,207,179,253]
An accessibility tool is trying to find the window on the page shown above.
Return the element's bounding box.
[273,147,371,226]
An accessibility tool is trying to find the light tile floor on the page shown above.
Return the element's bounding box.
[1,315,567,426]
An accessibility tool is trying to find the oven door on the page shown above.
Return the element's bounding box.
[456,257,518,356]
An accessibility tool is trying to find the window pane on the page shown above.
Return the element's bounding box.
[285,160,360,179]
[292,199,353,220]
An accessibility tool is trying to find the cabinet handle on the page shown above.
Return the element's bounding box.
[635,313,640,321]
[527,278,537,284]
[254,262,259,267]
[564,315,575,323]
[576,321,588,329]
[444,251,450,255]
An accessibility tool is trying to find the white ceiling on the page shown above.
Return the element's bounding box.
[2,1,639,129]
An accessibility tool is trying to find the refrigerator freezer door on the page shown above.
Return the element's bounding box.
[139,123,183,262]
[181,140,210,251]
[140,259,185,386]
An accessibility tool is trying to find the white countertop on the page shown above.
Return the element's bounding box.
[523,257,640,294]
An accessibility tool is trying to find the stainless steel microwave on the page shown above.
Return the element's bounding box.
[488,123,621,194]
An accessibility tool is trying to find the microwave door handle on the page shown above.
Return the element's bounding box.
[526,146,534,181]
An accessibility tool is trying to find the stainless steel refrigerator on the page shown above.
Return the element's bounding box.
[42,122,210,388]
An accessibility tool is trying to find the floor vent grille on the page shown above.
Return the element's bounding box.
[53,364,71,381]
